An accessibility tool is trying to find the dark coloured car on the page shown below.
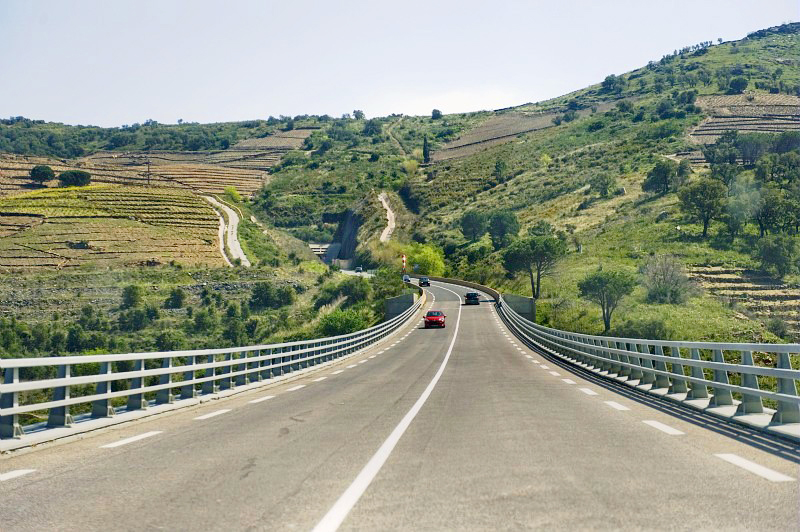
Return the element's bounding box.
[402,274,411,282]
[424,310,446,328]
[419,277,430,287]
[465,292,480,305]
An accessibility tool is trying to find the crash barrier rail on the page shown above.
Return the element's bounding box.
[0,295,424,440]
[420,275,800,438]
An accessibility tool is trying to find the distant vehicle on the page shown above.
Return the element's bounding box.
[419,276,430,287]
[424,310,446,328]
[402,274,411,282]
[355,266,363,273]
[465,292,480,305]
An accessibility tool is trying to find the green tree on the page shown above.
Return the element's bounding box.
[318,308,372,336]
[164,287,187,309]
[353,110,365,120]
[728,77,748,94]
[756,234,796,278]
[121,284,145,309]
[493,160,507,181]
[58,170,91,187]
[460,210,488,241]
[503,235,566,322]
[488,210,520,250]
[678,178,727,237]
[422,135,431,164]
[29,165,54,184]
[363,119,382,136]
[642,160,678,194]
[431,109,442,120]
[578,269,636,333]
[589,173,616,198]
[405,242,445,275]
[250,281,276,310]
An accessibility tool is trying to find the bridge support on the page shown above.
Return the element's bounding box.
[0,368,24,439]
[47,364,75,428]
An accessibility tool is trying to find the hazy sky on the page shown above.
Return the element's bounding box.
[1,0,797,127]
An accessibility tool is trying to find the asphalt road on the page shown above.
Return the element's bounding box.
[1,281,799,531]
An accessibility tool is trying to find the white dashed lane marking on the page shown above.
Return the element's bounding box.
[331,370,344,375]
[287,384,306,392]
[578,388,599,396]
[347,364,357,369]
[642,420,684,435]
[604,401,630,411]
[0,469,36,482]
[100,431,163,448]
[549,371,561,376]
[194,409,231,421]
[715,454,795,482]
[540,365,550,370]
[359,360,367,364]
[562,379,576,385]
[313,377,327,382]
[368,355,376,359]
[249,395,275,404]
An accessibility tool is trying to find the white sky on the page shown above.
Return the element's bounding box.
[1,0,797,127]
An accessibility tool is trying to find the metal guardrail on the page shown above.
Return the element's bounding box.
[0,296,423,440]
[498,295,800,430]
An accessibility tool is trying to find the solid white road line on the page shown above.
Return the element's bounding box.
[249,395,275,404]
[579,388,599,396]
[100,431,163,448]
[714,453,795,482]
[0,469,36,482]
[287,384,306,392]
[332,370,344,375]
[549,371,561,376]
[194,409,231,421]
[604,401,630,411]
[643,420,684,435]
[313,283,464,532]
[562,379,576,385]
[313,377,328,382]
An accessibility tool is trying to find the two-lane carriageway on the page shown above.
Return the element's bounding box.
[1,281,798,530]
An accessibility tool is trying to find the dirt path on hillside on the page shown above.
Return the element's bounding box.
[385,117,407,156]
[378,192,395,243]
[203,196,251,267]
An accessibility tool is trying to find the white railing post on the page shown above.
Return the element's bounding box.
[181,356,197,399]
[686,348,709,399]
[0,367,24,439]
[771,352,800,424]
[156,357,174,405]
[47,364,75,427]
[653,345,670,389]
[666,347,688,394]
[92,362,116,417]
[127,359,148,411]
[736,351,763,414]
[709,349,734,407]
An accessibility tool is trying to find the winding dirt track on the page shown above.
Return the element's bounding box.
[203,196,251,267]
[378,192,395,243]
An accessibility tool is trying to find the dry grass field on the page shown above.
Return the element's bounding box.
[0,185,224,271]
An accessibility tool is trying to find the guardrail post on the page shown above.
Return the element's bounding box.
[771,352,800,424]
[638,344,657,386]
[686,348,709,399]
[666,347,688,394]
[235,352,247,387]
[219,353,233,390]
[127,359,148,411]
[181,355,197,399]
[652,345,670,389]
[1,367,25,439]
[261,349,273,380]
[735,351,763,414]
[202,354,218,395]
[607,340,622,375]
[617,342,632,378]
[709,349,734,407]
[627,343,644,381]
[92,362,116,418]
[47,364,75,427]
[250,350,262,383]
[156,357,174,405]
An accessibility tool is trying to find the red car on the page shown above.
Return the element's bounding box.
[424,310,446,328]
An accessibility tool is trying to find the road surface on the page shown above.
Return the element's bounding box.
[1,281,798,530]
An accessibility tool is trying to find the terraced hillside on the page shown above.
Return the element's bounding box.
[687,266,800,338]
[690,94,800,143]
[0,185,223,271]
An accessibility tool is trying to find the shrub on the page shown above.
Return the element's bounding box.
[224,186,242,203]
[613,318,672,340]
[164,287,187,309]
[121,285,145,308]
[642,254,692,304]
[317,308,372,336]
[767,317,789,339]
[756,234,796,278]
[58,170,91,187]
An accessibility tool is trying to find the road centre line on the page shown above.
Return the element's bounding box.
[287,384,306,392]
[549,371,561,376]
[604,401,630,411]
[540,365,550,369]
[359,360,367,364]
[100,431,163,448]
[331,370,344,375]
[313,377,328,382]
[313,283,463,532]
[579,388,599,396]
[347,364,357,369]
[194,409,231,420]
[368,355,376,359]
[249,395,275,404]
[0,469,36,482]
[714,453,795,482]
[562,379,576,384]
[643,420,684,435]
